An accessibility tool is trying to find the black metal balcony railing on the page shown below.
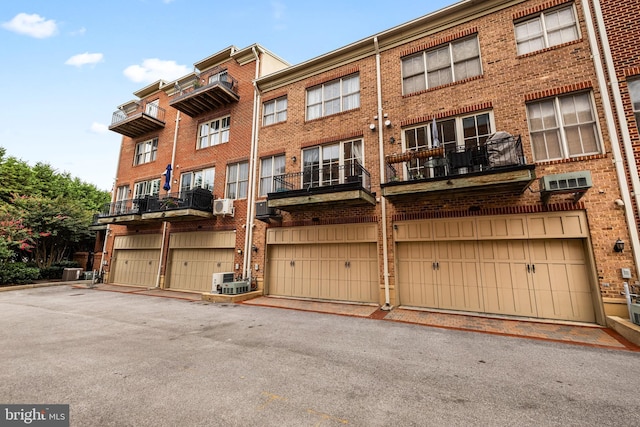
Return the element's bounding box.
[110,101,166,126]
[386,134,526,182]
[97,189,213,218]
[272,162,371,194]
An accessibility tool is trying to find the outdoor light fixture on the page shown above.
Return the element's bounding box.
[384,119,392,128]
[291,156,297,163]
[252,245,258,253]
[369,123,376,131]
[389,137,396,144]
[614,238,624,253]
[237,249,243,255]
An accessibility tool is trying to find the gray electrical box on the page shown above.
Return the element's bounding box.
[621,268,632,279]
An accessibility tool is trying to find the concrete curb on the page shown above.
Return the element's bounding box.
[606,315,640,347]
[0,280,93,292]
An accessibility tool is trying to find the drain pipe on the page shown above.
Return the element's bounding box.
[243,46,262,282]
[582,0,640,278]
[374,37,392,310]
[155,110,181,288]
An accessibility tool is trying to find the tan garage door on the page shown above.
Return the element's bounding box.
[395,213,596,323]
[267,243,378,303]
[167,248,234,292]
[111,249,160,287]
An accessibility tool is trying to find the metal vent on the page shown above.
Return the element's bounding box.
[540,171,592,192]
[630,303,640,326]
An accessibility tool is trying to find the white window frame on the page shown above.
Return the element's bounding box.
[402,112,493,177]
[263,97,288,126]
[134,138,158,165]
[628,79,640,133]
[515,4,580,56]
[198,116,230,149]
[179,167,215,194]
[306,74,360,120]
[259,155,286,196]
[208,69,228,84]
[526,92,601,162]
[402,35,482,95]
[301,139,363,188]
[145,99,159,118]
[225,161,249,200]
[113,185,130,215]
[133,179,160,199]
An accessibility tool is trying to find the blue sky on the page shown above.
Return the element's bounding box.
[0,0,451,191]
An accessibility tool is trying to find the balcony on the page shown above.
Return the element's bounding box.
[108,101,166,138]
[267,163,376,212]
[169,69,239,117]
[381,134,536,198]
[96,189,214,225]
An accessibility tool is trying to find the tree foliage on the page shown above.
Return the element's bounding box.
[0,146,110,270]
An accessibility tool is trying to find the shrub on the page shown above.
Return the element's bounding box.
[0,262,40,285]
[39,260,81,280]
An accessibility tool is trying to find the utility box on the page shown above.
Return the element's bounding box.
[221,281,250,295]
[61,268,83,281]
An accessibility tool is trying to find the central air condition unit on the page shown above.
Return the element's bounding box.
[213,198,234,216]
[630,303,640,326]
[211,272,235,294]
[539,171,592,205]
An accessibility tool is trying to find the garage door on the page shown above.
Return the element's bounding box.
[110,235,162,287]
[266,224,379,303]
[396,213,597,323]
[166,231,235,292]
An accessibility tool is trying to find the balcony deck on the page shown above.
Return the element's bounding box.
[169,71,239,117]
[381,135,536,198]
[267,163,376,212]
[108,102,165,138]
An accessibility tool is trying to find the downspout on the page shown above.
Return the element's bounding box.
[582,0,640,278]
[98,177,118,280]
[243,46,261,282]
[155,110,181,288]
[374,36,392,310]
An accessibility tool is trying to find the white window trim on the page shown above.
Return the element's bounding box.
[263,97,288,126]
[514,4,580,56]
[301,139,364,187]
[134,138,158,166]
[306,74,360,120]
[198,116,230,149]
[259,155,286,196]
[133,179,160,199]
[225,161,249,200]
[526,92,601,162]
[179,167,215,194]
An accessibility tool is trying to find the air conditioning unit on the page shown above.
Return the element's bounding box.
[211,272,235,293]
[256,201,278,218]
[540,171,592,192]
[213,198,234,216]
[630,303,640,326]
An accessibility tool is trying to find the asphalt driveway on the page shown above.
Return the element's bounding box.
[1,285,638,426]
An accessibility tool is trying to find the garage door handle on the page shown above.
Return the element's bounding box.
[527,264,530,273]
[532,264,535,274]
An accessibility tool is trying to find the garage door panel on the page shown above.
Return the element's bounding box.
[111,249,160,287]
[167,248,233,292]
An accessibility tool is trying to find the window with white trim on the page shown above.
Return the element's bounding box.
[180,167,215,194]
[133,179,160,199]
[302,139,363,188]
[515,5,579,55]
[113,185,130,214]
[208,69,228,84]
[198,116,230,149]
[527,92,600,161]
[134,138,158,165]
[628,79,640,133]
[263,97,288,125]
[259,155,285,196]
[226,161,249,199]
[403,112,492,177]
[306,74,360,120]
[402,36,481,95]
[145,99,159,118]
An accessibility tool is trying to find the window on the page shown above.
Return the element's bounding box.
[628,79,640,132]
[263,97,288,125]
[133,179,160,199]
[180,167,215,194]
[515,5,579,55]
[402,36,481,95]
[134,138,158,165]
[260,155,286,196]
[527,92,600,161]
[113,185,130,214]
[403,112,492,177]
[226,161,249,199]
[302,140,363,188]
[198,116,230,149]
[208,69,228,84]
[306,74,360,120]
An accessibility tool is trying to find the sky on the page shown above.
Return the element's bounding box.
[0,0,452,191]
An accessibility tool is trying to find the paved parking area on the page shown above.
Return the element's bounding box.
[1,285,639,426]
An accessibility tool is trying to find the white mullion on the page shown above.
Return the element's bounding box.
[423,52,429,90]
[555,97,569,158]
[540,12,550,49]
[449,42,456,82]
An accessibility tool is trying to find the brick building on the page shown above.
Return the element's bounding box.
[98,0,638,325]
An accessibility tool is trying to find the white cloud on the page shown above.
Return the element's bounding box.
[89,122,108,134]
[70,27,86,36]
[2,13,58,38]
[65,52,104,67]
[123,58,189,84]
